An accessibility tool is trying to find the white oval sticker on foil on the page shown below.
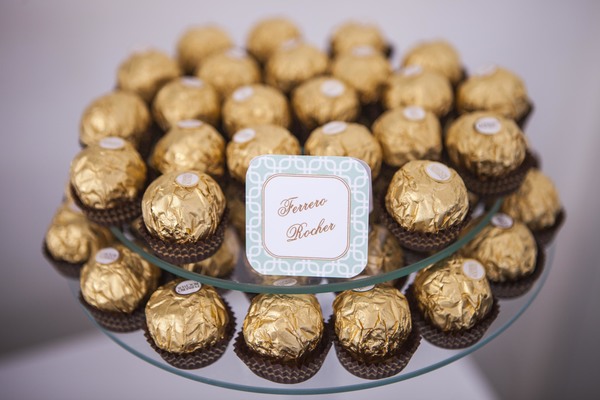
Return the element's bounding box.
[177,119,203,129]
[95,247,120,265]
[322,121,347,135]
[474,64,498,77]
[233,86,254,102]
[226,48,247,59]
[491,213,514,229]
[99,137,125,150]
[401,65,423,77]
[320,79,345,98]
[176,172,200,188]
[233,128,256,143]
[352,45,375,57]
[475,117,502,135]
[403,106,426,121]
[175,280,202,295]
[181,77,204,88]
[425,162,452,182]
[462,260,486,280]
[351,276,375,292]
[273,278,298,287]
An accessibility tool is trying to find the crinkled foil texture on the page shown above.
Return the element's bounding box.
[246,18,302,63]
[266,43,329,94]
[332,52,391,104]
[414,256,493,331]
[457,67,530,120]
[401,41,462,85]
[333,286,411,361]
[117,50,182,102]
[150,123,225,177]
[445,112,527,179]
[196,51,261,98]
[146,281,230,353]
[292,77,360,130]
[142,171,226,243]
[243,293,324,362]
[383,71,453,117]
[70,143,147,210]
[385,160,468,233]
[501,169,561,230]
[362,224,404,279]
[373,107,442,167]
[80,91,150,147]
[226,124,300,182]
[330,22,387,56]
[305,122,382,179]
[177,26,233,74]
[182,228,239,277]
[81,244,160,313]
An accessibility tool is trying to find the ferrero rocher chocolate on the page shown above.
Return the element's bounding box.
[70,138,147,210]
[182,228,239,277]
[501,169,561,230]
[222,84,291,137]
[226,125,301,182]
[150,120,225,177]
[333,285,411,361]
[401,40,463,85]
[142,171,226,243]
[373,106,442,168]
[152,77,220,130]
[265,41,329,94]
[243,293,324,362]
[362,224,404,280]
[460,214,537,282]
[331,46,391,104]
[305,122,382,179]
[246,17,302,63]
[330,22,387,56]
[413,256,493,331]
[385,160,469,233]
[383,66,453,117]
[80,245,160,313]
[145,280,230,353]
[457,66,530,120]
[117,50,182,102]
[79,91,151,147]
[445,112,527,179]
[176,25,234,74]
[292,76,360,130]
[196,48,261,98]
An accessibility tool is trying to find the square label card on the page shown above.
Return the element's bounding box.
[246,155,372,278]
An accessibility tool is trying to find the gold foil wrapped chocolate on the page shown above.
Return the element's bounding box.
[150,120,225,177]
[80,245,160,313]
[333,285,411,361]
[117,49,182,102]
[362,224,404,280]
[243,293,324,362]
[176,25,234,74]
[70,138,147,210]
[152,77,220,130]
[222,84,291,137]
[145,280,230,353]
[196,48,261,98]
[373,106,442,168]
[226,125,301,182]
[413,256,493,331]
[305,122,382,179]
[142,171,226,243]
[182,228,239,277]
[501,169,562,230]
[445,112,527,179]
[292,76,360,130]
[330,22,387,56]
[246,17,302,63]
[385,160,469,233]
[80,91,151,147]
[401,40,463,85]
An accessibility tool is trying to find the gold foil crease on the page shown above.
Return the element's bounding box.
[331,51,391,104]
[80,244,160,313]
[501,169,561,230]
[243,293,324,362]
[145,280,230,353]
[246,18,302,63]
[333,286,411,361]
[182,228,239,277]
[142,171,226,243]
[401,41,463,85]
[373,107,442,168]
[70,142,147,210]
[383,70,453,117]
[330,22,387,56]
[445,112,527,179]
[177,25,234,74]
[196,50,261,98]
[265,43,329,94]
[305,122,382,179]
[361,224,404,283]
[385,160,468,233]
[414,256,493,331]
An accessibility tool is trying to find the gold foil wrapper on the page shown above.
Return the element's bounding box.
[243,293,324,362]
[117,50,182,103]
[145,280,230,353]
[226,125,301,182]
[414,256,493,331]
[222,84,291,137]
[70,141,147,210]
[333,286,411,361]
[265,42,329,94]
[80,91,150,147]
[196,49,261,98]
[305,122,382,179]
[182,228,240,277]
[292,76,360,130]
[152,77,220,130]
[445,112,527,179]
[401,41,463,85]
[246,17,302,63]
[150,121,225,177]
[457,66,530,120]
[330,22,387,56]
[331,49,391,104]
[362,224,404,281]
[80,244,160,313]
[176,25,234,74]
[142,171,226,243]
[385,160,469,233]
[225,182,246,240]
[373,107,442,168]
[501,169,561,230]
